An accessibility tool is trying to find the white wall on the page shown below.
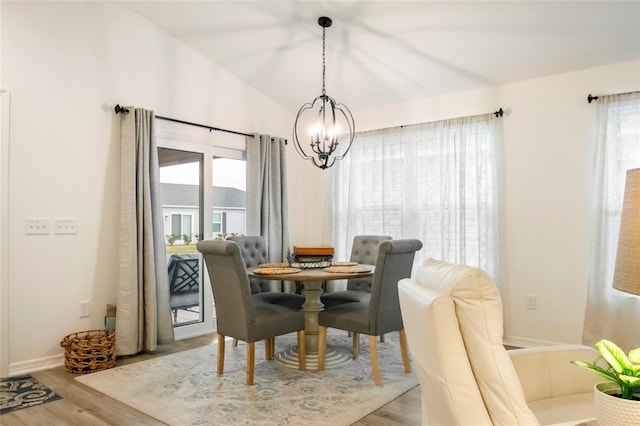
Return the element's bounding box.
[350,60,640,346]
[1,1,299,373]
[2,0,638,373]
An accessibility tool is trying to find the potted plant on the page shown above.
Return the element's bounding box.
[572,339,640,425]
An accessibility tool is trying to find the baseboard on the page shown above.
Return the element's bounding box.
[503,334,567,349]
[9,354,64,377]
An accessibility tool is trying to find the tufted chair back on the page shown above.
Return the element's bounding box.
[347,235,392,291]
[226,235,274,293]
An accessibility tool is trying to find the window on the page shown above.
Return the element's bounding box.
[583,92,640,348]
[333,113,501,280]
[212,211,228,235]
[171,213,193,238]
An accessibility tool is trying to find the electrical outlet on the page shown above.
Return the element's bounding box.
[80,301,91,318]
[526,295,537,310]
[24,217,50,235]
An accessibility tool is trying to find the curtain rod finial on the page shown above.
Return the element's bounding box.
[115,104,130,114]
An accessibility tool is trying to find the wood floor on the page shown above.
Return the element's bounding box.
[3,333,422,426]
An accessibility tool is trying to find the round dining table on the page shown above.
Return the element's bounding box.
[247,265,374,370]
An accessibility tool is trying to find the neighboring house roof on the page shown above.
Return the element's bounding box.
[161,183,246,208]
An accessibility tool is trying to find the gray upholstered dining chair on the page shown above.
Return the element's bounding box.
[196,239,306,385]
[317,239,423,386]
[227,235,305,346]
[227,235,278,293]
[321,235,392,309]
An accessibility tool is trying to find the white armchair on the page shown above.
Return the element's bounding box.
[398,258,600,425]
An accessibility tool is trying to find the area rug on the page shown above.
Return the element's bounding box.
[0,374,62,415]
[76,330,418,425]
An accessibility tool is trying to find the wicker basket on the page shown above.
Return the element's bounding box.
[60,330,116,374]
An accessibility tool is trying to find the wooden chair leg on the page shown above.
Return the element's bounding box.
[318,326,327,371]
[270,337,276,358]
[399,329,411,373]
[370,335,382,386]
[352,332,360,359]
[265,337,273,360]
[233,338,238,347]
[217,333,225,375]
[380,334,385,343]
[297,330,306,371]
[246,342,255,385]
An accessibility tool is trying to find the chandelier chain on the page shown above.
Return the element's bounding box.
[321,26,326,96]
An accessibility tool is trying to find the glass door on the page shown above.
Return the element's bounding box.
[158,148,204,329]
[156,122,247,340]
[211,157,246,239]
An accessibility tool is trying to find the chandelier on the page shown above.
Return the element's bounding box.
[293,16,355,170]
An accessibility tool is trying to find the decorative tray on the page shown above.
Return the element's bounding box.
[289,261,332,269]
[323,266,372,274]
[252,267,301,275]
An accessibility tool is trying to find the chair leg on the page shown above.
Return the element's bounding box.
[265,337,273,360]
[399,329,411,373]
[217,333,225,375]
[270,337,276,358]
[233,338,238,347]
[246,342,255,385]
[380,334,385,343]
[369,335,382,386]
[297,330,306,371]
[352,332,360,359]
[318,326,327,371]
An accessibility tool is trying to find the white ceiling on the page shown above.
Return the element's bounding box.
[115,1,640,113]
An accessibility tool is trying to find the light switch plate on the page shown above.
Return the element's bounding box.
[25,218,50,235]
[55,218,77,235]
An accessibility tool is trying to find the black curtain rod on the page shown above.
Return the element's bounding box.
[587,90,640,103]
[114,104,256,139]
[157,115,255,138]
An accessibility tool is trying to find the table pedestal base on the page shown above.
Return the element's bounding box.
[275,346,352,370]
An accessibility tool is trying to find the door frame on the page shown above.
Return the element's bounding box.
[1,90,11,377]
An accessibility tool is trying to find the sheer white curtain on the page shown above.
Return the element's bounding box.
[583,92,640,352]
[333,113,501,281]
[116,107,174,355]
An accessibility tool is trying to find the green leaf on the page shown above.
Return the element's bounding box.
[571,360,620,384]
[595,340,633,373]
[629,347,640,366]
[620,374,640,385]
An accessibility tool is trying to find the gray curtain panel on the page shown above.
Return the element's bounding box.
[246,134,291,291]
[116,107,174,356]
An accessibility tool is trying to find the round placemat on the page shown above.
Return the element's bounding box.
[331,261,358,266]
[323,266,372,274]
[258,262,289,268]
[252,267,301,275]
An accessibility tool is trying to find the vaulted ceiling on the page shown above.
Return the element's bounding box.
[115,1,640,112]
